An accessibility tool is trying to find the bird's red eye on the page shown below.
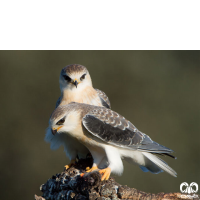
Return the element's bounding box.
[80,73,86,81]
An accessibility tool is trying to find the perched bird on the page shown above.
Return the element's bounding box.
[46,102,177,181]
[56,64,111,109]
[46,64,111,169]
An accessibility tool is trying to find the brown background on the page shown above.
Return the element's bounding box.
[0,51,199,199]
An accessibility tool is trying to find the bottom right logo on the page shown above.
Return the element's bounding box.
[180,182,199,199]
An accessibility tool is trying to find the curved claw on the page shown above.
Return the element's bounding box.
[99,167,111,181]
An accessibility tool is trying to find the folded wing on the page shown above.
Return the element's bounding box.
[82,107,174,156]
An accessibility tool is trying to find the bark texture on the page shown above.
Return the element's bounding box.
[35,157,199,200]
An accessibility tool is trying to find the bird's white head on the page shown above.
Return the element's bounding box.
[59,64,93,92]
[49,105,81,136]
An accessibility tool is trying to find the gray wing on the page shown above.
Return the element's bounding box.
[82,107,174,154]
[55,96,61,108]
[95,89,111,109]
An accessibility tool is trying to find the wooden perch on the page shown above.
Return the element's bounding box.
[35,157,199,200]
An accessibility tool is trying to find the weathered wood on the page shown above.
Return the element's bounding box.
[35,157,199,200]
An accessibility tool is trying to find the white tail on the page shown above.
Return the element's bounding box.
[142,152,177,177]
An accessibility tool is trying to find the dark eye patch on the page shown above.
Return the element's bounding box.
[80,73,86,81]
[56,116,66,125]
[63,75,71,82]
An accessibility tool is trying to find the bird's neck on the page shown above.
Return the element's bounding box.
[60,86,102,106]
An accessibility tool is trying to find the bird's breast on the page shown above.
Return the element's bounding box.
[68,125,106,150]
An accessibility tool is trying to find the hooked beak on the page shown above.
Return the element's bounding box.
[51,126,63,135]
[73,79,79,88]
[51,128,57,135]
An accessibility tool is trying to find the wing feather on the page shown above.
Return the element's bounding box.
[82,107,174,154]
[95,89,111,109]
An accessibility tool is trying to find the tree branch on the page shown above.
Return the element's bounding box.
[35,157,199,200]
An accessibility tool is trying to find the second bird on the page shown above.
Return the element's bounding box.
[46,64,111,169]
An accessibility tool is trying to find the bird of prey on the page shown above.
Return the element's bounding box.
[56,64,111,109]
[46,64,111,169]
[46,102,177,181]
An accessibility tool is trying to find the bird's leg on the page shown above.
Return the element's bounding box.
[80,163,98,177]
[98,146,123,181]
[64,159,76,170]
[86,155,107,173]
[99,167,111,181]
[80,153,104,177]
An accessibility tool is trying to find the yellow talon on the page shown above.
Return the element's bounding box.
[86,166,98,173]
[99,167,111,181]
[80,166,98,178]
[64,159,76,170]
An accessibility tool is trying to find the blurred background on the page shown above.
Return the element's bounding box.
[0,51,199,199]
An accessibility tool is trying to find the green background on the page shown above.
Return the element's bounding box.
[0,51,199,199]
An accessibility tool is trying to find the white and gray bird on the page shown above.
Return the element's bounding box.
[46,64,111,169]
[45,102,177,181]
